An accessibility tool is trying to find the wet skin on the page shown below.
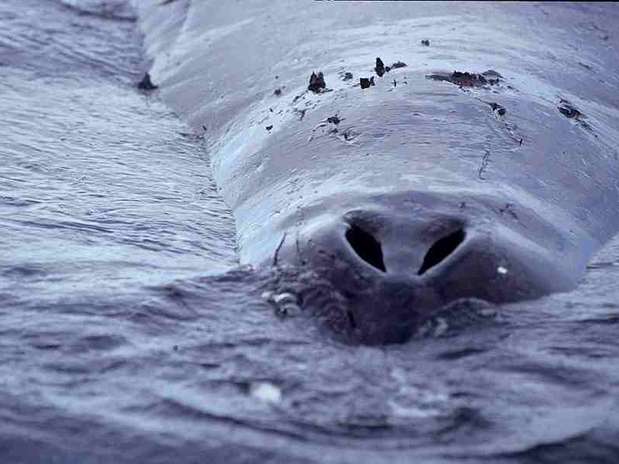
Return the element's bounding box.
[138,2,619,343]
[274,190,576,344]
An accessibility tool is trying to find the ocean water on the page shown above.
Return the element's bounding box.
[1,1,619,463]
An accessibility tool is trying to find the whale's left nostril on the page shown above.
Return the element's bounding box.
[345,224,386,272]
[418,228,466,275]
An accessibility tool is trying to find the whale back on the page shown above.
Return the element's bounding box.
[136,1,619,275]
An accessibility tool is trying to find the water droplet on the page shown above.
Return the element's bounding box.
[249,382,282,404]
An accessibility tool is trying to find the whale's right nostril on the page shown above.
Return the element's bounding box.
[345,224,386,272]
[418,228,466,275]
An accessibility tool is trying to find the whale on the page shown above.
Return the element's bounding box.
[135,1,619,343]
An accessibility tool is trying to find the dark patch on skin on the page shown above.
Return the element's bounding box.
[426,70,502,88]
[381,61,406,76]
[421,39,430,46]
[474,97,523,144]
[558,98,583,119]
[340,71,353,81]
[359,77,375,89]
[340,127,358,142]
[499,203,519,220]
[478,149,491,180]
[308,116,352,142]
[137,72,158,91]
[558,98,594,132]
[327,115,341,125]
[307,71,326,93]
[273,88,282,96]
[487,102,506,116]
[375,57,386,77]
[266,125,273,131]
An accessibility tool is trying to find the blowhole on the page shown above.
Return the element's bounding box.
[345,224,386,272]
[418,228,466,275]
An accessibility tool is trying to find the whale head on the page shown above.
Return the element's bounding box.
[271,190,580,344]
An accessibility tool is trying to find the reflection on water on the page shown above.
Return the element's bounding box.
[1,1,619,463]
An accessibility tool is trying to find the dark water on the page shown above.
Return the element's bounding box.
[2,1,619,463]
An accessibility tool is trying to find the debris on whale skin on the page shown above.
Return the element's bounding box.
[307,71,326,93]
[339,71,353,81]
[137,72,158,91]
[327,115,341,125]
[481,69,502,84]
[558,98,583,119]
[426,69,502,87]
[359,77,375,89]
[375,57,386,77]
[488,102,506,116]
[374,57,407,75]
[308,115,348,142]
[558,98,593,132]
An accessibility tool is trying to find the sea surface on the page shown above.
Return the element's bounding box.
[1,1,619,463]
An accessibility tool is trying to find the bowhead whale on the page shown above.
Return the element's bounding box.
[135,1,619,343]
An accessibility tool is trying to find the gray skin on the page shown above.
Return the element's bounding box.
[138,1,619,343]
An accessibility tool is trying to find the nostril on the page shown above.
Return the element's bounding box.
[418,228,466,275]
[345,224,386,272]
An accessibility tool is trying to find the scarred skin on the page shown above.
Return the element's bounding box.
[137,1,619,343]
